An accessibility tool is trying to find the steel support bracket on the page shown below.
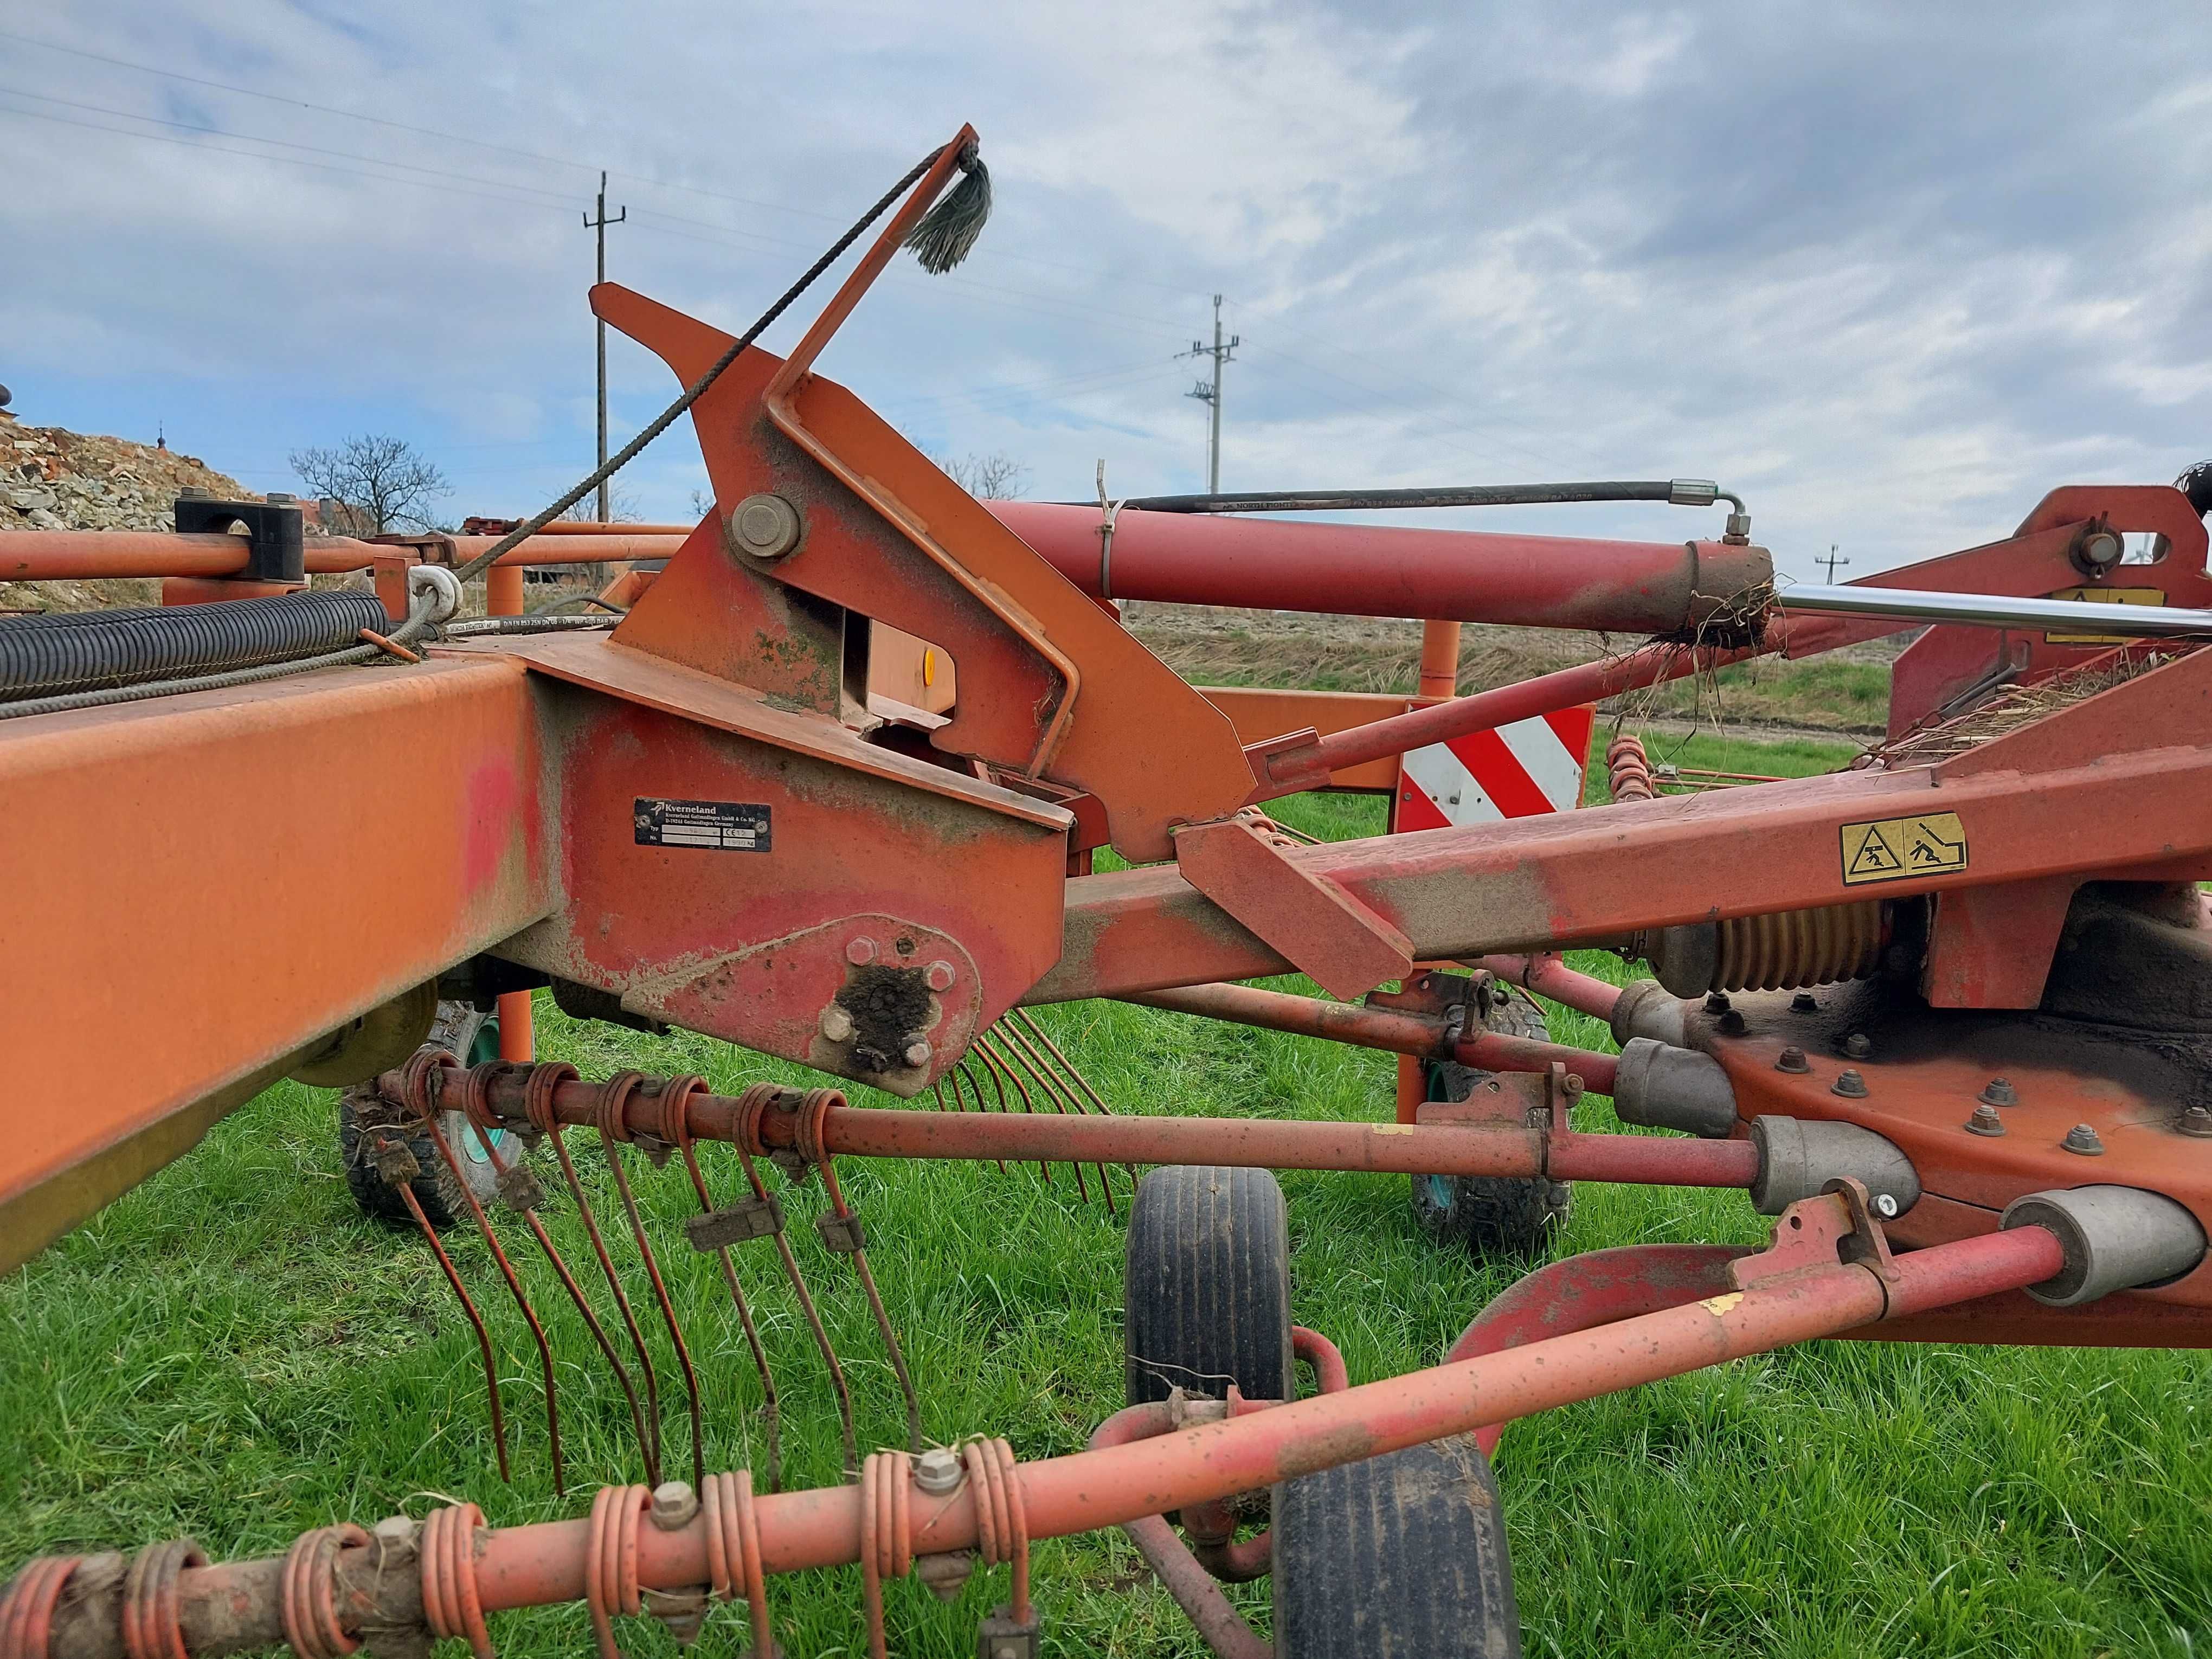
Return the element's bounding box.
[684,1193,785,1249]
[1172,811,1413,1001]
[1728,1179,1898,1300]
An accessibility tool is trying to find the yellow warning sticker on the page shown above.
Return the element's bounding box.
[1839,812,1967,886]
[2044,585,2166,645]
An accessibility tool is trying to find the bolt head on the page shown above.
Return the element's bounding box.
[1791,992,1818,1013]
[924,959,956,992]
[650,1480,699,1531]
[2061,1122,2106,1156]
[1776,1045,1810,1073]
[819,1005,855,1044]
[729,492,802,558]
[1718,1009,1747,1036]
[1705,992,1732,1014]
[2181,1105,2212,1139]
[1842,1032,1872,1060]
[1965,1102,2007,1137]
[914,1548,975,1602]
[903,1039,933,1069]
[1832,1068,1868,1098]
[912,1446,964,1495]
[1872,1192,1900,1219]
[846,936,878,966]
[1978,1077,2019,1108]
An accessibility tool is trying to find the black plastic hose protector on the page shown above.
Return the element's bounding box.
[0,589,393,700]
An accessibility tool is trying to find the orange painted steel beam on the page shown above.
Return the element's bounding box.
[1040,654,2212,1004]
[27,1220,2063,1659]
[985,499,1773,633]
[1196,685,1422,792]
[0,531,686,582]
[0,654,552,1269]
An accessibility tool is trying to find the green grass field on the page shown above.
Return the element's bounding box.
[3,728,2206,1657]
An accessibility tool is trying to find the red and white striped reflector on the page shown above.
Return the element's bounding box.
[1394,707,1594,830]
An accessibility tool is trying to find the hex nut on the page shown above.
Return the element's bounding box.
[1978,1077,2020,1108]
[846,936,878,966]
[1842,1032,1872,1060]
[924,959,956,992]
[1791,992,1818,1013]
[1776,1045,1810,1074]
[912,1446,964,1495]
[2181,1105,2212,1139]
[2061,1123,2106,1156]
[1832,1069,1869,1098]
[819,1005,856,1044]
[914,1549,975,1602]
[903,1040,933,1069]
[730,493,802,558]
[1965,1102,2007,1137]
[650,1481,699,1531]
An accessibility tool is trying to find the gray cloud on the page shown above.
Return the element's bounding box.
[3,1,2209,578]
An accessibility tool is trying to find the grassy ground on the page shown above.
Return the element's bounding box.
[3,731,2206,1657]
[1127,606,1898,736]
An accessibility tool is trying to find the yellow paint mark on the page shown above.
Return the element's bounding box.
[2043,585,2166,645]
[1840,811,1967,886]
[922,648,937,687]
[1699,1292,1745,1317]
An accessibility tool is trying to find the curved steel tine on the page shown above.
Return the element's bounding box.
[988,1022,1117,1213]
[818,1156,923,1454]
[670,1130,785,1494]
[542,1121,665,1484]
[602,1129,709,1492]
[478,1124,661,1488]
[379,1136,511,1483]
[974,1033,1082,1200]
[416,1109,565,1495]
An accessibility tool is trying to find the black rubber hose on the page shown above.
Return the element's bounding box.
[0,589,392,700]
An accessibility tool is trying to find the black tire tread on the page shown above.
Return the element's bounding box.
[1411,989,1572,1256]
[1124,1166,1293,1407]
[1273,1433,1521,1658]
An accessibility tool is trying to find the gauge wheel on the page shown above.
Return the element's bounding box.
[338,1004,517,1231]
[1410,989,1572,1256]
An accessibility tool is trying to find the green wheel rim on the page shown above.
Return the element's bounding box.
[458,1018,509,1162]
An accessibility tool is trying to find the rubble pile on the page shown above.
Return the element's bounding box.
[1,408,263,610]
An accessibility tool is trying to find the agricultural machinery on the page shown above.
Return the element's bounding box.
[2,128,2208,1657]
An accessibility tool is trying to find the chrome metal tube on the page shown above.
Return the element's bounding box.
[1782,583,2212,637]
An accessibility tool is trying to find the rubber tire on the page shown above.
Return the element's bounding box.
[1272,1433,1520,1658]
[1410,989,1572,1256]
[1124,1166,1293,1407]
[338,1005,511,1231]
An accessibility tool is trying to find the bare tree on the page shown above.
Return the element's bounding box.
[288,435,451,533]
[934,450,1031,500]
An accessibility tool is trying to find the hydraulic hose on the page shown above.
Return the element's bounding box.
[0,589,391,701]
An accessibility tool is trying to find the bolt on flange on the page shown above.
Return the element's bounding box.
[1832,1069,1869,1098]
[1978,1077,2019,1108]
[1965,1102,2006,1137]
[2061,1123,2106,1156]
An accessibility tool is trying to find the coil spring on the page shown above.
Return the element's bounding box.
[1648,901,1886,995]
[1606,734,1655,802]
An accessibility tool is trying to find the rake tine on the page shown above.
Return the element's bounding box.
[416,1103,565,1496]
[974,1033,1082,1201]
[948,1064,1008,1174]
[990,1021,1118,1213]
[970,1038,1059,1190]
[378,1136,511,1484]
[1007,1008,1126,1211]
[597,1071,708,1493]
[1011,1007,1118,1115]
[666,1077,854,1485]
[464,1069,661,1489]
[817,1153,923,1454]
[666,1126,783,1495]
[542,1121,666,1486]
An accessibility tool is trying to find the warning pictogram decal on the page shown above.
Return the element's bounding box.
[1839,812,1967,886]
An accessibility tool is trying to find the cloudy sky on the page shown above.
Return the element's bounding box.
[5,2,2210,578]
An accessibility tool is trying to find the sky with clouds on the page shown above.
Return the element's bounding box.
[4,2,2210,579]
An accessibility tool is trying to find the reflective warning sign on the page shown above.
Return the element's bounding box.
[2044,586,2166,645]
[1840,812,1967,885]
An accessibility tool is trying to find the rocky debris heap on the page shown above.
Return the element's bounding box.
[1,408,264,612]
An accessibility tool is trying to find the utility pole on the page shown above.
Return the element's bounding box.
[1180,294,1239,494]
[583,171,627,522]
[1820,544,1850,582]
